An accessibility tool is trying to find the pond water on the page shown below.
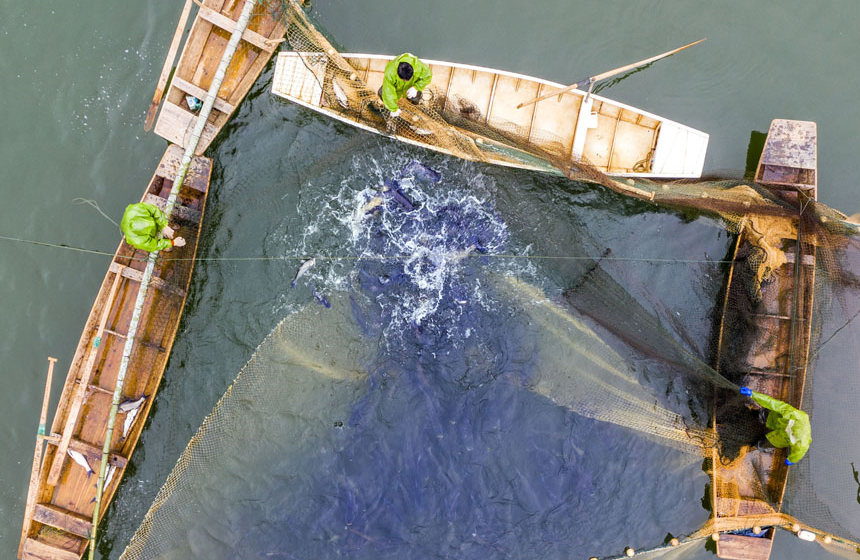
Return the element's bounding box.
[1,1,858,559]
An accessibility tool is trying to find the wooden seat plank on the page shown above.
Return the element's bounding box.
[168,76,235,114]
[153,102,219,154]
[197,6,275,51]
[21,538,81,560]
[108,262,186,298]
[32,504,91,539]
[143,193,202,224]
[67,438,127,469]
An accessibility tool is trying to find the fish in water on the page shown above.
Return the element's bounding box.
[118,395,147,413]
[401,160,441,183]
[122,407,141,440]
[382,178,415,211]
[362,195,384,214]
[67,449,94,477]
[310,283,331,308]
[291,258,316,288]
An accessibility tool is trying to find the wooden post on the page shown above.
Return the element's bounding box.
[144,0,195,131]
[18,357,58,558]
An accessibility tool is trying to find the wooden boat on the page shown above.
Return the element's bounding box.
[152,0,287,154]
[271,52,709,178]
[18,145,212,560]
[710,119,818,560]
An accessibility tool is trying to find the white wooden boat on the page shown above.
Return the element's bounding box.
[271,52,709,178]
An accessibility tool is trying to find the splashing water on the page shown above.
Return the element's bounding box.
[297,154,527,341]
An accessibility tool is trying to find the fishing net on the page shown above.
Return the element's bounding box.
[117,1,860,558]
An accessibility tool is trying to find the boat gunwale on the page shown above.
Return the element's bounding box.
[272,52,708,178]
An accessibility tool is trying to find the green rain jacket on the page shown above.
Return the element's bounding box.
[381,53,433,112]
[750,390,811,463]
[120,202,172,253]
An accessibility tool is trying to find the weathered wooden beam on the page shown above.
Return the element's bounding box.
[67,438,127,470]
[169,76,235,114]
[32,504,92,539]
[108,262,186,298]
[21,537,81,560]
[197,5,274,51]
[144,193,202,224]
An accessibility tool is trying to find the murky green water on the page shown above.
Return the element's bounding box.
[2,0,858,558]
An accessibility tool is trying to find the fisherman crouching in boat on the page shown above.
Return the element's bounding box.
[378,53,432,118]
[120,202,185,252]
[740,386,811,465]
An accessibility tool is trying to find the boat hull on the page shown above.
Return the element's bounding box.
[18,145,212,560]
[272,52,709,178]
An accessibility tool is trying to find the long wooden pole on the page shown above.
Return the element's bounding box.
[144,0,195,131]
[88,2,261,558]
[516,39,705,109]
[18,357,57,558]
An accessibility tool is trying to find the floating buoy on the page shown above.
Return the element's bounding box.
[823,535,832,544]
[797,530,815,542]
[711,533,720,542]
[625,547,635,557]
[475,137,484,144]
[791,523,801,533]
[670,538,679,547]
[752,526,762,535]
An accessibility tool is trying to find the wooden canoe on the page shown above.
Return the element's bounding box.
[271,52,709,178]
[153,0,287,154]
[18,145,212,560]
[710,120,818,560]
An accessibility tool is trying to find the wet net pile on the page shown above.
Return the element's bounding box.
[118,1,860,558]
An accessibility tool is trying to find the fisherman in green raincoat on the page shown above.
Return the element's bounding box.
[740,386,811,465]
[120,202,185,253]
[379,53,433,117]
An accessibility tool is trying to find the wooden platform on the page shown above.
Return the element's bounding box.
[272,52,709,178]
[152,0,287,154]
[18,145,212,560]
[710,120,818,560]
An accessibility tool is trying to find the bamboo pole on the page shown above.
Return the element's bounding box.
[144,0,196,131]
[87,1,261,558]
[18,357,57,558]
[516,39,705,109]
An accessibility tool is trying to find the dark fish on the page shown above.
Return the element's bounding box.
[382,178,415,211]
[400,160,441,183]
[310,284,331,308]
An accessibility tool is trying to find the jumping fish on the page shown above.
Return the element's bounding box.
[118,395,147,413]
[291,258,316,288]
[362,196,384,214]
[122,407,141,440]
[451,244,477,264]
[382,178,415,211]
[67,449,94,477]
[401,160,441,183]
[310,284,331,308]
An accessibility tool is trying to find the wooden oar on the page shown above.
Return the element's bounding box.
[144,0,195,131]
[17,357,57,558]
[516,38,705,109]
